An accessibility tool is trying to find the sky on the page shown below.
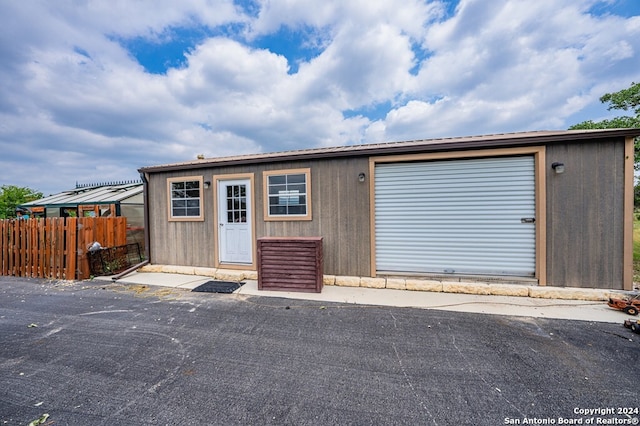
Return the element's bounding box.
[1,0,640,196]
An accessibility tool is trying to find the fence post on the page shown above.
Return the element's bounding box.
[10,220,17,276]
[117,217,127,246]
[44,218,51,278]
[56,218,65,279]
[65,217,77,280]
[0,220,7,275]
[28,219,35,277]
[37,219,45,278]
[50,218,58,279]
[77,217,90,280]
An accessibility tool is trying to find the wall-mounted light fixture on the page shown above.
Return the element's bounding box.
[551,162,565,174]
[203,181,211,189]
[358,172,366,182]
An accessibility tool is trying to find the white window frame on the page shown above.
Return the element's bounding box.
[167,176,204,221]
[263,168,312,221]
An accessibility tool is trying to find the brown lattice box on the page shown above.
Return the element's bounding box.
[87,243,143,276]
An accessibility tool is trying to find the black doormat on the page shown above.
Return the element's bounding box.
[192,280,244,294]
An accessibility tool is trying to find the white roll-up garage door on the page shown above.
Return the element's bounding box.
[374,156,536,276]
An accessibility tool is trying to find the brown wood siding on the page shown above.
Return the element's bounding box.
[546,139,625,289]
[146,157,371,276]
[260,157,371,277]
[147,172,215,267]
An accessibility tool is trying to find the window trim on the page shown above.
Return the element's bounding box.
[263,168,312,221]
[167,176,205,222]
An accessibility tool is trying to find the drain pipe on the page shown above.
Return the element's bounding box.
[139,171,151,263]
[111,259,149,281]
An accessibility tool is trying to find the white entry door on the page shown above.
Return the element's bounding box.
[217,179,252,264]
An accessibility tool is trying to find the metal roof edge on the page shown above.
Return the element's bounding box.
[138,128,640,174]
[20,184,144,207]
[19,201,131,208]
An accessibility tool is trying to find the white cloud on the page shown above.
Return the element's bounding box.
[373,0,640,141]
[299,22,415,108]
[0,0,639,195]
[168,38,290,102]
[250,0,445,37]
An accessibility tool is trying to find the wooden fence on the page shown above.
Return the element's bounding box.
[0,217,127,280]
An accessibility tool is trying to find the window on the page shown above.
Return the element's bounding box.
[226,184,247,223]
[167,176,204,221]
[263,168,311,221]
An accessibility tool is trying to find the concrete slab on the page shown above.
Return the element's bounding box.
[94,272,631,324]
[236,280,625,324]
[94,271,211,290]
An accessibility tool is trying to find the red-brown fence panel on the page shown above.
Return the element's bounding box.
[76,217,127,279]
[0,217,127,280]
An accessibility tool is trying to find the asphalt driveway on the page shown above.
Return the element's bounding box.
[1,276,638,426]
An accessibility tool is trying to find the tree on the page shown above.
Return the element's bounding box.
[569,82,640,167]
[0,185,43,219]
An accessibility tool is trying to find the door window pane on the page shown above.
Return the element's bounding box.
[226,184,247,223]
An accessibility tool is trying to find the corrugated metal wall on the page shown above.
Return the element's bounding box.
[374,156,536,276]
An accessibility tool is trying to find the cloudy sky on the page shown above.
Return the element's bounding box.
[1,0,639,195]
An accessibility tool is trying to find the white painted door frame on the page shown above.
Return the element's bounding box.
[214,175,254,267]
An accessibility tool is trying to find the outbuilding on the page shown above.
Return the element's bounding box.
[20,181,145,248]
[138,129,640,291]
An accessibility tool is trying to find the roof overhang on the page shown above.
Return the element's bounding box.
[138,129,640,174]
[20,184,144,208]
[20,201,129,208]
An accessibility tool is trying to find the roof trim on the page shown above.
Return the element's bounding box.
[20,183,144,208]
[138,129,640,174]
[20,201,136,208]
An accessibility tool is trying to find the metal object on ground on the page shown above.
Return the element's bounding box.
[87,243,143,276]
[607,295,640,315]
[623,318,640,334]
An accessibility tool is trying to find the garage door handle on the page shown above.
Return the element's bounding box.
[520,218,535,223]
